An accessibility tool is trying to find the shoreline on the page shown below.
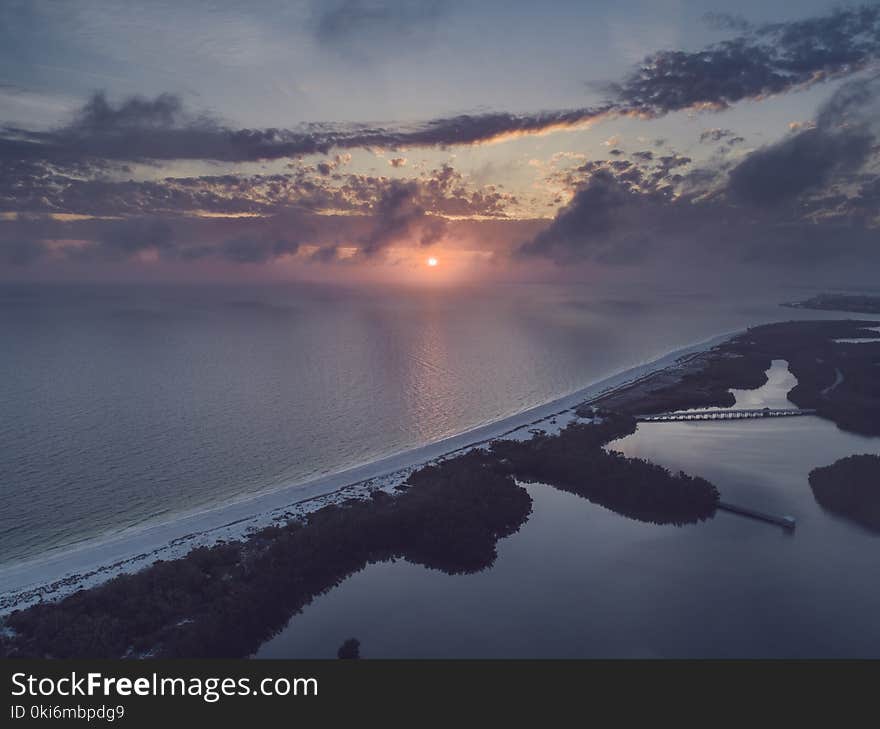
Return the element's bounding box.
[0,328,741,614]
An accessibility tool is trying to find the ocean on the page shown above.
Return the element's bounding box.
[0,280,857,570]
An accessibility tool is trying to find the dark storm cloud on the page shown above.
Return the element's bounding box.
[727,77,879,206]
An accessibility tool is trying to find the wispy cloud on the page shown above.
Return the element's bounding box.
[310,0,449,59]
[4,6,879,168]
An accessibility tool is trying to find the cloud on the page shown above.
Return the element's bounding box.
[2,6,878,172]
[0,212,312,268]
[357,178,446,256]
[517,76,880,271]
[311,0,448,56]
[0,162,511,266]
[70,92,184,133]
[5,6,880,281]
[699,128,738,144]
[186,235,302,264]
[610,6,880,115]
[0,237,48,265]
[316,153,351,175]
[0,93,614,168]
[91,217,175,261]
[516,165,880,272]
[9,74,878,275]
[309,244,341,263]
[727,77,878,206]
[546,149,691,201]
[0,102,329,165]
[702,12,752,33]
[0,153,514,221]
[0,213,53,265]
[727,128,872,206]
[517,171,642,263]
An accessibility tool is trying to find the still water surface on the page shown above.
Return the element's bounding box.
[258,360,880,658]
[1,282,876,569]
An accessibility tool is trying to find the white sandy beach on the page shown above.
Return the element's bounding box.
[0,329,741,614]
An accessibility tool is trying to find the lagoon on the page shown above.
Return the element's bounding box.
[258,361,880,658]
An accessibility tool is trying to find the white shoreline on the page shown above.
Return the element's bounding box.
[0,328,741,613]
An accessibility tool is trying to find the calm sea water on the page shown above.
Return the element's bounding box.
[0,281,871,568]
[258,360,880,658]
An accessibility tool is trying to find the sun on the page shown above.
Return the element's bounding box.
[426,257,438,267]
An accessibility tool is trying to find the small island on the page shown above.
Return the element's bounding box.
[809,455,880,532]
[784,293,880,315]
[490,414,719,526]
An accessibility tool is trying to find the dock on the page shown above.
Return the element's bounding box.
[718,501,796,530]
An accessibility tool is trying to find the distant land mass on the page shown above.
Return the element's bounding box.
[592,319,880,436]
[809,455,880,533]
[784,294,880,314]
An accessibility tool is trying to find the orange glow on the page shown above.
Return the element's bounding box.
[468,108,654,147]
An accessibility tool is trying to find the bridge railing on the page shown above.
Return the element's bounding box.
[637,407,816,422]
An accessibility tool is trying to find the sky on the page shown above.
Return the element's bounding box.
[2,0,880,286]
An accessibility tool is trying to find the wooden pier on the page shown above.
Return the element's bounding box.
[718,501,796,530]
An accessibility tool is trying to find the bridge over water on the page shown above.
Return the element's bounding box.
[637,407,817,423]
